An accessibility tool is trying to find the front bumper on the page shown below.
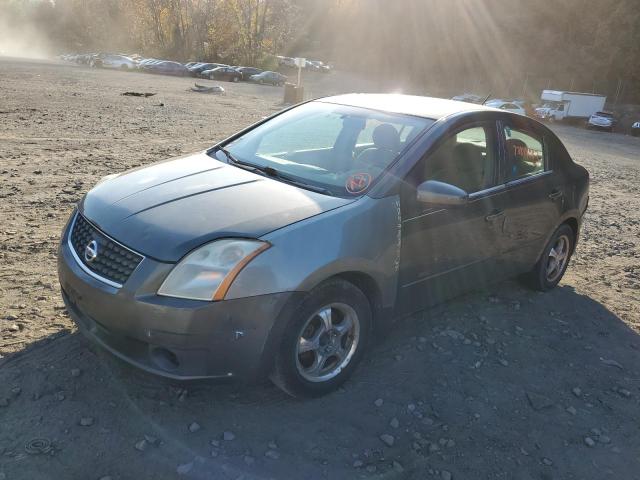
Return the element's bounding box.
[588,120,613,129]
[58,215,301,381]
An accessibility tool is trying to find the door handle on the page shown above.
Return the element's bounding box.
[485,210,505,222]
[549,190,563,201]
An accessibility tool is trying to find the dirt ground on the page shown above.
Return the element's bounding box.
[1,58,639,480]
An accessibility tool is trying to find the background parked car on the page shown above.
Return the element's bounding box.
[188,63,227,77]
[277,55,296,68]
[485,100,527,116]
[451,93,485,104]
[250,71,287,86]
[586,111,617,131]
[632,121,640,137]
[140,61,189,76]
[90,54,137,70]
[76,53,94,65]
[136,58,161,69]
[234,66,263,80]
[309,60,330,73]
[202,66,242,82]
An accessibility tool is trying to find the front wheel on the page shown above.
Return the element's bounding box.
[523,224,575,291]
[270,279,372,398]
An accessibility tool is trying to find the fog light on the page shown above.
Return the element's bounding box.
[150,346,179,371]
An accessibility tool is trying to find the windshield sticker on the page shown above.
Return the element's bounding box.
[346,173,372,194]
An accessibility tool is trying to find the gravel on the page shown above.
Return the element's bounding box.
[176,462,194,475]
[379,434,395,447]
[264,449,280,460]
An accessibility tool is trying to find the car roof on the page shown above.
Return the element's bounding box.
[318,94,494,120]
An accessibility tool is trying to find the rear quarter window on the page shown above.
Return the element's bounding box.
[503,126,545,181]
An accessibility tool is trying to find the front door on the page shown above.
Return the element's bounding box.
[397,122,510,314]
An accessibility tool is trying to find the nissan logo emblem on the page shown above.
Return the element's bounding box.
[84,240,98,263]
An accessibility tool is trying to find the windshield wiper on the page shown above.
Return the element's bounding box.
[219,147,333,195]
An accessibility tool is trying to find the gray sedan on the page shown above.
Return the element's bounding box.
[58,94,589,397]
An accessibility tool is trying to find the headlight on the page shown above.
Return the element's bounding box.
[158,239,269,301]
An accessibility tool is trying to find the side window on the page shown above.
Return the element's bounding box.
[503,126,545,180]
[418,125,497,193]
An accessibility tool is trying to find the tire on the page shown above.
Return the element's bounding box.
[270,279,372,398]
[260,79,265,85]
[232,76,239,82]
[120,64,129,71]
[522,224,575,291]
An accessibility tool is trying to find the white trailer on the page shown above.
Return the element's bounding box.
[535,90,606,121]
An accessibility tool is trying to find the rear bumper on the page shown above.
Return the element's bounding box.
[58,215,302,381]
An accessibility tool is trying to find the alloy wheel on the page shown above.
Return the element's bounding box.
[546,234,570,282]
[295,303,360,382]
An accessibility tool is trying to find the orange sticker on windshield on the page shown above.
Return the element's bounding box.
[346,173,371,194]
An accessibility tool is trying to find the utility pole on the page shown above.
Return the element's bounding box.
[614,78,622,105]
[522,73,529,99]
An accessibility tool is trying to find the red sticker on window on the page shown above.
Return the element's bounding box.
[346,173,372,194]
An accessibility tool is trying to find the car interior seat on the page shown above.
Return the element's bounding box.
[427,142,485,192]
[450,143,486,192]
[356,124,401,169]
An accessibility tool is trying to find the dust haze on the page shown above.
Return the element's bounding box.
[0,16,52,59]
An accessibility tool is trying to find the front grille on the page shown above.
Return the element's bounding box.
[69,213,143,286]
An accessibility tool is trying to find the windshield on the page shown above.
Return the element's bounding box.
[214,101,433,196]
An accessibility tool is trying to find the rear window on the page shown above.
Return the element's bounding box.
[503,126,545,180]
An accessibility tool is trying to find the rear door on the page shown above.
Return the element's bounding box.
[397,121,511,313]
[498,119,564,273]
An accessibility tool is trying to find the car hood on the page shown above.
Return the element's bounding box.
[80,152,354,262]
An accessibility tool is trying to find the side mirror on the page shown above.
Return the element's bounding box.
[416,180,468,206]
